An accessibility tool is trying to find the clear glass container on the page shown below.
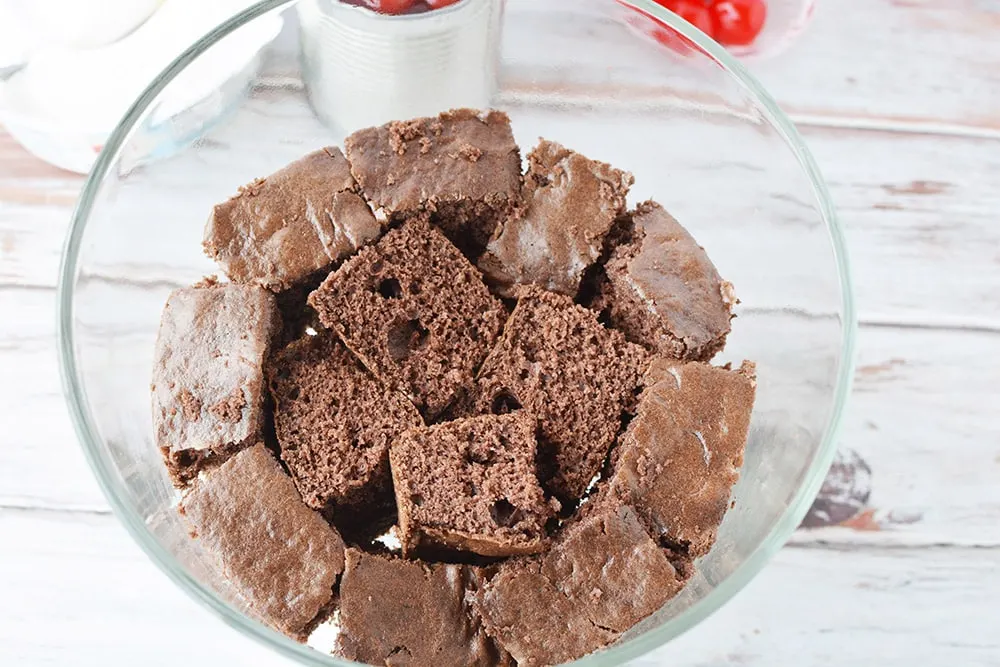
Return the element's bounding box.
[57,0,855,665]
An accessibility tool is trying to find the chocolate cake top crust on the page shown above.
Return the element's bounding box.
[475,503,683,665]
[179,444,345,639]
[336,548,506,666]
[542,504,683,633]
[474,558,615,667]
[594,200,735,361]
[204,147,382,292]
[607,359,756,557]
[344,108,522,253]
[152,282,280,485]
[479,140,633,297]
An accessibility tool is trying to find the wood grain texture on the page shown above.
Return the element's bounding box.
[642,543,1000,667]
[3,108,1000,327]
[503,0,1000,136]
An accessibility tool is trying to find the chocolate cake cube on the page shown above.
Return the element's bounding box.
[179,444,345,639]
[152,281,281,486]
[592,200,736,361]
[204,147,383,292]
[268,333,423,516]
[344,108,522,255]
[541,504,684,633]
[308,216,507,419]
[474,559,615,667]
[336,548,507,666]
[606,359,756,558]
[390,412,558,558]
[479,140,634,297]
[476,503,683,665]
[460,287,647,500]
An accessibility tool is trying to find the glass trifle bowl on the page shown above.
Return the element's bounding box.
[57,0,855,665]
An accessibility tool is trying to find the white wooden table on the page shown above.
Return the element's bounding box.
[2,1,999,665]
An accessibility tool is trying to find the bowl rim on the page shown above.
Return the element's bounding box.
[56,0,857,665]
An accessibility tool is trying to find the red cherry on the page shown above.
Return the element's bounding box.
[426,0,462,8]
[364,0,416,14]
[655,0,715,38]
[709,0,767,46]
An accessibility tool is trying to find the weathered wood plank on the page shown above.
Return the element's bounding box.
[501,0,1000,135]
[642,543,1000,667]
[2,98,1000,327]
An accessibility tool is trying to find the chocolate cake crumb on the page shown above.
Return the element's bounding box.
[192,274,220,288]
[456,143,483,162]
[390,412,558,557]
[345,108,522,256]
[179,444,345,640]
[458,287,647,500]
[309,216,506,419]
[268,333,423,516]
[177,389,202,421]
[605,359,756,557]
[152,282,280,486]
[208,387,247,423]
[204,147,383,292]
[336,548,508,666]
[389,119,426,155]
[479,140,634,298]
[592,200,735,361]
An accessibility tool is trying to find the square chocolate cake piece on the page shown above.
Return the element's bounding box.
[336,548,507,666]
[308,216,507,419]
[344,109,522,255]
[478,140,634,297]
[476,503,683,665]
[390,412,558,558]
[460,287,647,500]
[179,444,345,640]
[268,333,423,516]
[606,359,756,558]
[474,560,615,667]
[592,200,736,361]
[204,147,383,292]
[152,281,281,486]
[541,504,684,634]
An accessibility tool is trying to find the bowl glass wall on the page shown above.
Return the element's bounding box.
[58,1,854,665]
